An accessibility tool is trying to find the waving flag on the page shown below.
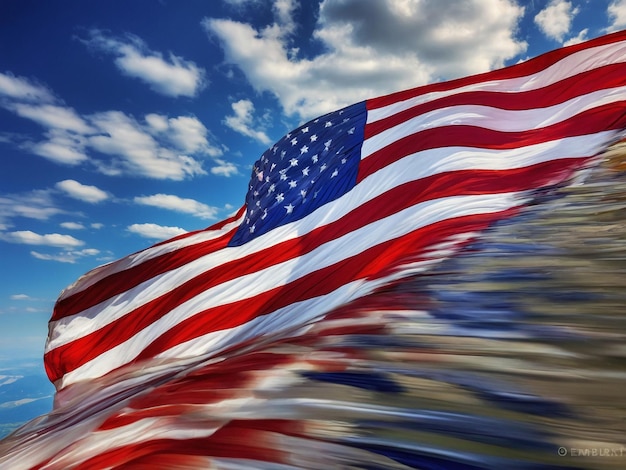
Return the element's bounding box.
[2,31,626,469]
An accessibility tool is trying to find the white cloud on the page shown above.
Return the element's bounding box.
[134,194,219,219]
[29,129,88,165]
[563,28,589,46]
[0,190,65,227]
[0,230,84,248]
[204,0,526,120]
[60,222,86,230]
[88,111,208,180]
[127,223,187,240]
[608,0,626,31]
[224,99,272,144]
[0,72,54,102]
[534,0,578,42]
[10,294,31,300]
[56,179,109,203]
[91,222,104,229]
[31,248,100,264]
[1,71,228,179]
[11,104,92,133]
[83,30,206,98]
[211,158,239,177]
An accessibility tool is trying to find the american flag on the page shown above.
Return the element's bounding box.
[2,30,626,469]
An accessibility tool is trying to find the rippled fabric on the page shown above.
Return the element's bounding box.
[3,32,626,469]
[2,153,625,469]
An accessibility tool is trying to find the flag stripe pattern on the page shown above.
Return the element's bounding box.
[44,31,626,393]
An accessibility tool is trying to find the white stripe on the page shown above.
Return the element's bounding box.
[362,86,626,159]
[59,191,523,387]
[57,212,245,301]
[46,130,614,351]
[368,38,626,123]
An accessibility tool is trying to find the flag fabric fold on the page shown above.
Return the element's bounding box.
[2,30,626,469]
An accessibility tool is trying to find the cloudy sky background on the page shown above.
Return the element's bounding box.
[1,0,625,362]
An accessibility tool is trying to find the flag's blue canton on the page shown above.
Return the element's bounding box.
[229,101,367,246]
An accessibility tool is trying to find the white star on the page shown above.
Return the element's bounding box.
[279,170,288,181]
[320,163,327,171]
[256,200,261,207]
[341,157,347,164]
[300,145,308,154]
[324,140,332,150]
[268,183,276,193]
[284,203,294,214]
[310,134,318,142]
[281,150,286,159]
[325,121,332,127]
[249,224,255,233]
[289,158,298,167]
[270,163,276,171]
[301,126,309,133]
[261,209,268,219]
[302,166,310,176]
[288,180,297,188]
[253,190,259,197]
[348,126,355,134]
[300,189,307,198]
[331,169,339,178]
[276,193,285,203]
[312,154,318,163]
[291,137,298,146]
[265,176,270,182]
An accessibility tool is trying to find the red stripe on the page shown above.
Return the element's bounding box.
[365,63,626,140]
[128,211,508,364]
[51,218,239,321]
[357,102,626,183]
[44,157,588,383]
[367,29,626,110]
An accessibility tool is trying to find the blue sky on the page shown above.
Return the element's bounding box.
[0,0,624,364]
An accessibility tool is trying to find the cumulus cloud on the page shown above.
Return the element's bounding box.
[88,111,210,180]
[31,248,100,264]
[211,158,239,177]
[134,193,219,219]
[127,223,187,240]
[224,99,272,144]
[204,0,526,119]
[82,30,206,98]
[608,0,626,31]
[11,104,92,133]
[56,180,109,203]
[29,129,88,165]
[563,28,589,46]
[0,71,231,179]
[0,230,84,248]
[0,72,54,102]
[145,114,222,156]
[60,222,86,230]
[0,189,66,228]
[10,294,31,300]
[534,0,578,42]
